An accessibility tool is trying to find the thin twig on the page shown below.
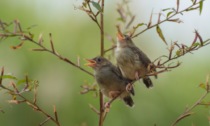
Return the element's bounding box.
[159,39,210,66]
[0,67,4,85]
[19,92,61,126]
[53,105,59,123]
[30,36,93,76]
[104,45,116,54]
[0,32,93,76]
[49,33,55,53]
[132,1,203,38]
[100,1,104,57]
[39,117,51,126]
[99,0,105,126]
[171,75,210,126]
[104,0,205,53]
[0,68,61,126]
[125,15,135,29]
[171,91,208,126]
[89,104,100,115]
[33,81,38,104]
[102,91,123,122]
[83,1,101,30]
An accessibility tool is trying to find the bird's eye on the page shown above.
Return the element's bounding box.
[97,58,102,62]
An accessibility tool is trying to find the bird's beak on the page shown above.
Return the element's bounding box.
[117,30,124,41]
[85,59,96,67]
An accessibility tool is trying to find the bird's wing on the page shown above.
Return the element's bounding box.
[130,46,152,67]
[130,46,158,78]
[110,65,124,80]
[110,65,135,95]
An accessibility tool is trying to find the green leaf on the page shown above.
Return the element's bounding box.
[133,23,146,29]
[116,17,125,22]
[199,0,203,15]
[82,2,87,8]
[167,18,182,23]
[0,75,17,80]
[156,25,167,45]
[17,79,32,85]
[17,79,27,85]
[176,50,181,56]
[91,1,102,11]
[192,42,200,47]
[162,8,172,11]
[167,11,173,18]
[199,83,206,90]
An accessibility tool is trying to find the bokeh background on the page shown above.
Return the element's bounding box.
[0,0,210,126]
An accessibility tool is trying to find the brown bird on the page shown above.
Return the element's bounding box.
[115,30,157,88]
[86,56,134,107]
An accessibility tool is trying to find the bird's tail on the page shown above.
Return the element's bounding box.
[123,96,134,107]
[143,77,153,88]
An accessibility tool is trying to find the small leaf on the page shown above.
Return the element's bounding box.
[199,83,206,90]
[156,25,167,45]
[176,50,181,56]
[82,2,87,8]
[162,8,172,11]
[167,11,174,18]
[116,17,125,22]
[17,79,32,85]
[199,0,203,15]
[192,42,200,47]
[1,75,17,80]
[91,1,102,11]
[133,23,146,29]
[29,32,34,39]
[167,18,183,23]
[186,7,199,11]
[10,41,24,50]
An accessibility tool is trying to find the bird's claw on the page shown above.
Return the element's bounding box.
[104,102,110,112]
[126,83,133,92]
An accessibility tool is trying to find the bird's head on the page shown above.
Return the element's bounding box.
[85,56,111,70]
[117,30,134,47]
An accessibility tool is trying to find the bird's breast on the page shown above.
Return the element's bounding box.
[115,47,147,80]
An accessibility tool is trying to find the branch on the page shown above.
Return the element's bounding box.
[171,75,210,126]
[104,0,205,53]
[171,92,208,126]
[99,0,105,126]
[0,67,61,126]
[78,0,101,29]
[132,0,204,38]
[0,28,93,77]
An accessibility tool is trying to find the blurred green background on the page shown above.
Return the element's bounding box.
[0,0,210,126]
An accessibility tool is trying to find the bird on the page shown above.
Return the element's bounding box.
[86,56,134,107]
[115,30,157,88]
